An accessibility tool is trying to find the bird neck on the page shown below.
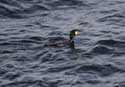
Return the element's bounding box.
[69,34,75,48]
[70,34,74,41]
[70,40,74,48]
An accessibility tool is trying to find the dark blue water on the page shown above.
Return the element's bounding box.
[0,0,125,87]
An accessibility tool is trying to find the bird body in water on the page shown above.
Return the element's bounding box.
[45,29,80,48]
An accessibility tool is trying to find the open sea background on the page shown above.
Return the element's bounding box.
[0,0,125,87]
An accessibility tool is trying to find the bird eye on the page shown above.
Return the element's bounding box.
[75,31,80,35]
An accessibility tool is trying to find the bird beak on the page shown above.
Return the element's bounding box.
[75,31,80,35]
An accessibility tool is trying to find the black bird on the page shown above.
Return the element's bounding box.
[45,29,80,48]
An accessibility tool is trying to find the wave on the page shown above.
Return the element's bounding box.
[96,39,125,46]
[0,0,49,18]
[0,0,87,18]
[91,39,125,55]
[0,80,54,87]
[90,45,113,54]
[74,64,124,77]
[97,12,125,26]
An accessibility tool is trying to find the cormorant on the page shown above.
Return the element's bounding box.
[46,29,80,48]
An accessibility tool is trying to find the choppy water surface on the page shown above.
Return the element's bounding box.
[0,0,125,87]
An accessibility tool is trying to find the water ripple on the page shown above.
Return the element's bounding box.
[0,0,125,87]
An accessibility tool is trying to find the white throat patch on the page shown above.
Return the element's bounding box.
[75,31,80,35]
